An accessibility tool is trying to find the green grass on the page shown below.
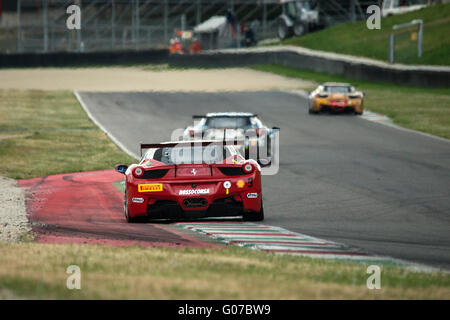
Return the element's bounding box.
[251,64,450,139]
[279,3,450,66]
[0,243,449,299]
[0,89,135,179]
[0,86,448,299]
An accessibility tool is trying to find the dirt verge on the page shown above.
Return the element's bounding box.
[0,67,313,92]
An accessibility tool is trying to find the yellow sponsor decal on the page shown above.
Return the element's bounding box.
[138,183,163,192]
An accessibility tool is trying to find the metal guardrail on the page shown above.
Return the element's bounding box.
[168,46,450,88]
[388,19,423,64]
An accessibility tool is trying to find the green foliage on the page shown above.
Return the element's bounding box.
[281,4,450,66]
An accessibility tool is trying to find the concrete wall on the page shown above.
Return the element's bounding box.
[0,49,169,68]
[169,48,450,88]
[1,46,448,88]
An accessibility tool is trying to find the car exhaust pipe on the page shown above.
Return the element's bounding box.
[183,198,207,208]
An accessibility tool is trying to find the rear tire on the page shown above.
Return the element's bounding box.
[243,200,264,222]
[124,191,139,223]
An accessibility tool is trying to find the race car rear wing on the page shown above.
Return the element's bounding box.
[140,140,244,157]
[192,114,258,119]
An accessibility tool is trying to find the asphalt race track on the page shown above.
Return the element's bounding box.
[78,91,450,269]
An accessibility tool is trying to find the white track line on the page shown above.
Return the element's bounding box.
[180,222,385,259]
[73,91,140,160]
[177,222,440,272]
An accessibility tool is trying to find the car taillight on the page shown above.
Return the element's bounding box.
[133,166,144,178]
[243,163,254,174]
[189,130,195,137]
[256,128,264,137]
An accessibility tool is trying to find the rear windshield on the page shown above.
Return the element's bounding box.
[206,117,251,129]
[324,86,350,93]
[151,145,238,164]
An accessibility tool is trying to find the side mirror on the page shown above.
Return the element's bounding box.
[115,164,128,174]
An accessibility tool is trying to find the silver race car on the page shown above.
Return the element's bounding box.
[183,112,278,163]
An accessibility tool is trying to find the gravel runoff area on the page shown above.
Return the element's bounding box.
[0,175,30,242]
[0,67,314,92]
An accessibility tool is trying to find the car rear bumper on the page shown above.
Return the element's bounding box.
[311,98,363,113]
[145,196,244,219]
[319,105,356,113]
[126,174,262,219]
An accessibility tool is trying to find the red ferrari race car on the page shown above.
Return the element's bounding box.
[115,141,264,222]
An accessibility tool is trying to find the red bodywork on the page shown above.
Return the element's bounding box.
[121,143,262,220]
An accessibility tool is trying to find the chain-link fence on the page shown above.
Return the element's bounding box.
[0,0,381,54]
[1,0,278,53]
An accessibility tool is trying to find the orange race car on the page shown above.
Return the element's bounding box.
[308,83,365,115]
[169,30,202,55]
